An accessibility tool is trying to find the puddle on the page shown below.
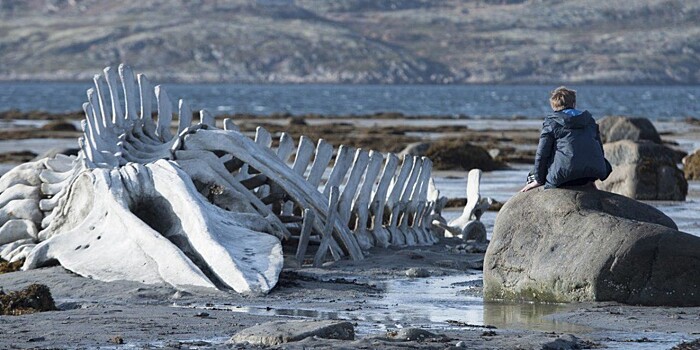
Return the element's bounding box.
[375,275,590,334]
[176,275,589,336]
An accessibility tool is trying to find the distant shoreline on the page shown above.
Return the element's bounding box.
[1,79,699,87]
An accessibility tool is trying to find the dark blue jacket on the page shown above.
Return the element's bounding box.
[533,109,612,188]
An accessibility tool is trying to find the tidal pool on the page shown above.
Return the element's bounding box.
[177,274,588,337]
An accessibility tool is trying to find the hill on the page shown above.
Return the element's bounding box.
[0,0,698,84]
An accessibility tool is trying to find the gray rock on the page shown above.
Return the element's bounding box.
[229,320,354,345]
[599,140,687,200]
[389,328,439,341]
[484,187,700,306]
[598,116,661,144]
[541,334,584,350]
[405,267,430,278]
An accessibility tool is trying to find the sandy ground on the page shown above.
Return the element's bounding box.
[1,241,699,349]
[1,114,700,349]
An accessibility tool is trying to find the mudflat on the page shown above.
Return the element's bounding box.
[1,113,699,349]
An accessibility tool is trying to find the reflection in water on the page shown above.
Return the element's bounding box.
[177,275,589,335]
[483,302,590,333]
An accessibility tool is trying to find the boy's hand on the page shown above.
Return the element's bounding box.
[520,181,542,192]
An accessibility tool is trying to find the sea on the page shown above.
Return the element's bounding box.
[0,82,699,119]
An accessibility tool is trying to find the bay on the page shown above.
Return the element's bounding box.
[0,82,698,119]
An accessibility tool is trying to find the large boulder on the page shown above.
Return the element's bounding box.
[484,187,700,306]
[598,140,687,200]
[683,149,700,180]
[598,116,661,144]
[424,138,505,171]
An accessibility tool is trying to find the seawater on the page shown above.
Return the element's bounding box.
[0,82,698,119]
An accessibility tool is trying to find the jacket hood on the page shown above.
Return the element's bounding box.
[547,109,594,129]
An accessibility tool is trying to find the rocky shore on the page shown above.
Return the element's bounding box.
[1,111,700,349]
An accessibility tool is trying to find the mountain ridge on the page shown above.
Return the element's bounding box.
[0,0,698,84]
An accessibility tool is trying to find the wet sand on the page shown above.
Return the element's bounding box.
[1,113,699,349]
[1,242,699,349]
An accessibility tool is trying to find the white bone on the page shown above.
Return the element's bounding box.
[385,155,414,245]
[255,127,272,148]
[314,186,339,267]
[448,169,482,229]
[7,243,35,262]
[323,145,355,198]
[295,209,315,265]
[0,199,42,227]
[369,153,399,248]
[178,99,193,133]
[276,132,295,162]
[337,149,369,226]
[103,66,124,128]
[118,64,138,124]
[306,139,334,188]
[351,150,384,250]
[0,220,38,245]
[0,184,40,208]
[200,109,216,127]
[155,85,173,140]
[137,73,158,137]
[282,136,315,215]
[0,238,35,261]
[92,74,110,128]
[223,118,239,131]
[45,155,75,173]
[0,162,45,190]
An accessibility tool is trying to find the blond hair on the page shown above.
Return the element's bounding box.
[549,86,576,111]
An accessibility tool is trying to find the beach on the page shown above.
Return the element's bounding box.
[1,112,699,349]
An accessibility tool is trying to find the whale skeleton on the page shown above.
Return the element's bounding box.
[0,65,488,294]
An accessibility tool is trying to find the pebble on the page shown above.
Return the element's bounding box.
[405,267,430,278]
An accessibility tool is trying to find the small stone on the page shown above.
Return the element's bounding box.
[110,336,124,344]
[390,328,439,341]
[455,340,467,347]
[405,267,430,278]
[229,320,354,346]
[194,312,210,318]
[27,336,45,342]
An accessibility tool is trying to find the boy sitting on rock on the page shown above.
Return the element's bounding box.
[521,87,611,192]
